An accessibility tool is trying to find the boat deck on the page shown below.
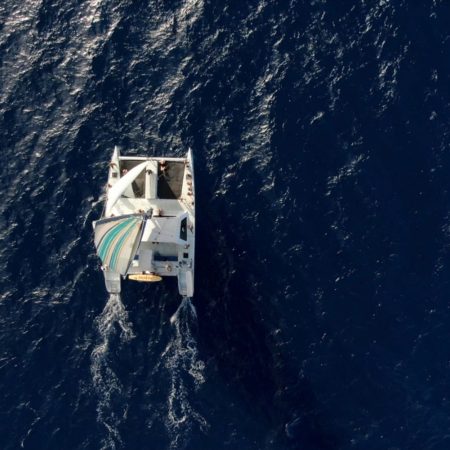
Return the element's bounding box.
[110,198,186,217]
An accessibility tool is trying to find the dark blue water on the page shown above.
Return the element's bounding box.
[1,1,450,449]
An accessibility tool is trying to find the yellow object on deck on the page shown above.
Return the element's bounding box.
[128,273,162,282]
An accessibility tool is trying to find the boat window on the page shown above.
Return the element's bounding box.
[154,253,178,262]
[180,217,187,241]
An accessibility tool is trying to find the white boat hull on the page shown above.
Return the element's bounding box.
[93,147,195,297]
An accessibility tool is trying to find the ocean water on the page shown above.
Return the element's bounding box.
[1,1,450,449]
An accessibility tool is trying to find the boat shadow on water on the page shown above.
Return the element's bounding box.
[191,155,341,450]
[196,271,340,450]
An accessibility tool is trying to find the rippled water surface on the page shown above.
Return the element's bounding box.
[1,1,450,449]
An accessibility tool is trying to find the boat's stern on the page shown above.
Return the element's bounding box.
[103,269,121,294]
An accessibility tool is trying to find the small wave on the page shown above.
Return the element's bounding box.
[91,293,134,450]
[163,297,207,449]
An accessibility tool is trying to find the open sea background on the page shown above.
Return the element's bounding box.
[1,0,450,449]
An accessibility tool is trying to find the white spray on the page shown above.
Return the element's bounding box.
[163,297,208,449]
[91,293,134,450]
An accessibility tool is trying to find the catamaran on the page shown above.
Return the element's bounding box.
[92,146,195,297]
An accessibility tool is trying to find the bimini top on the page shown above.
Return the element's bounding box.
[94,214,145,275]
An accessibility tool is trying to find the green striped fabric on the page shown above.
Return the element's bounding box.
[94,215,144,274]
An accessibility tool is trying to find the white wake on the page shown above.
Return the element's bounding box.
[163,297,207,449]
[91,293,134,450]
